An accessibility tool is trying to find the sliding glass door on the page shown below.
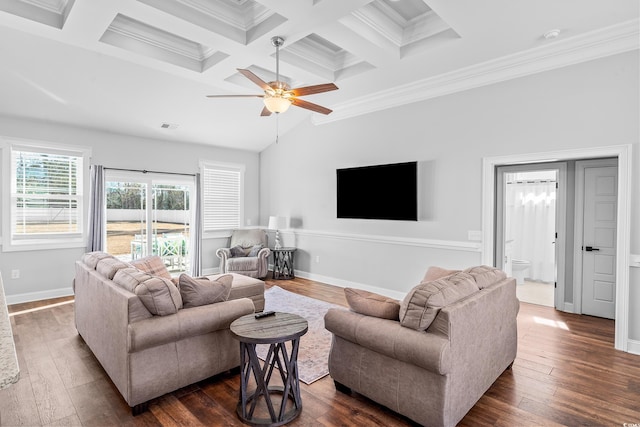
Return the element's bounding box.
[104,171,194,275]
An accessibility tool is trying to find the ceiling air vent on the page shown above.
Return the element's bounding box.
[160,123,178,129]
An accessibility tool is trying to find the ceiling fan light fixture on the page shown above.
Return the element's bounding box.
[263,95,292,113]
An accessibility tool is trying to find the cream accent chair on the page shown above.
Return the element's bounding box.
[216,229,270,279]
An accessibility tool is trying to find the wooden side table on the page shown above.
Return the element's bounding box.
[272,247,296,280]
[230,312,308,426]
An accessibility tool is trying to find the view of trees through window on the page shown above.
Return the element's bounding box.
[105,180,191,273]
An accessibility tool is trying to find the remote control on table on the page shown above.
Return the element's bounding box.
[255,311,276,319]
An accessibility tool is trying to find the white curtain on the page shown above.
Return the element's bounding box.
[506,181,556,282]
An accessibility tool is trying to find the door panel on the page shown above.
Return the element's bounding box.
[581,166,617,319]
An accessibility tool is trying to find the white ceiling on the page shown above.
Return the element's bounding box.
[0,0,637,152]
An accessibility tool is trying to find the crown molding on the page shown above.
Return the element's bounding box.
[313,18,639,125]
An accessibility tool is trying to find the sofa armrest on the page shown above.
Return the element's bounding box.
[257,247,271,259]
[324,308,451,375]
[128,298,255,352]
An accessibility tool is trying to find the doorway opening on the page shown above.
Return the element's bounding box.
[496,164,565,308]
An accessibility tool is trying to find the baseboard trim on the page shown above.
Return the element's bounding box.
[294,270,406,300]
[6,287,74,305]
[281,229,481,253]
[202,267,222,276]
[627,339,640,355]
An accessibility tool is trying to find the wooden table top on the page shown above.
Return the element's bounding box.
[230,312,308,345]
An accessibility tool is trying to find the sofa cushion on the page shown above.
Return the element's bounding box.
[96,257,130,280]
[422,266,460,282]
[82,251,113,269]
[344,288,400,320]
[130,256,172,281]
[135,276,183,316]
[179,274,233,308]
[399,272,479,330]
[113,267,153,293]
[230,245,246,257]
[464,265,507,289]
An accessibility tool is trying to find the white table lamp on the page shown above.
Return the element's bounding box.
[268,216,287,249]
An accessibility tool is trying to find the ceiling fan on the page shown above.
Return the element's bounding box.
[207,36,338,116]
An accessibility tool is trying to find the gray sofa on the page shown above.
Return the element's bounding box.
[324,266,519,427]
[74,252,264,412]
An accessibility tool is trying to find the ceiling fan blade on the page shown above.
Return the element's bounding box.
[260,106,272,117]
[237,68,271,92]
[206,94,264,98]
[290,83,338,97]
[291,98,333,115]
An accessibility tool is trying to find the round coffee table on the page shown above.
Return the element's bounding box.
[230,312,308,426]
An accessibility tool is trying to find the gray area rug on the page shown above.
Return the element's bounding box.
[255,286,342,384]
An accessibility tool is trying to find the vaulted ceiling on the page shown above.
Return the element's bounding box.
[0,0,637,151]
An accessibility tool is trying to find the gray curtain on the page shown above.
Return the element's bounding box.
[87,165,105,252]
[190,173,203,276]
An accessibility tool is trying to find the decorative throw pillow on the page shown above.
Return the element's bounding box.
[399,272,479,330]
[344,288,400,320]
[248,244,263,257]
[422,266,460,282]
[112,267,152,293]
[230,245,246,258]
[130,256,173,281]
[179,274,233,308]
[464,265,507,289]
[135,276,183,316]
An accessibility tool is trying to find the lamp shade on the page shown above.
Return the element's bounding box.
[268,216,287,230]
[263,96,292,113]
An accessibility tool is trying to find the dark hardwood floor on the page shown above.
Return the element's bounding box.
[2,274,640,426]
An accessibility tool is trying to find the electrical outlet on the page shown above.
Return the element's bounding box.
[315,256,320,263]
[468,231,482,241]
[11,269,20,279]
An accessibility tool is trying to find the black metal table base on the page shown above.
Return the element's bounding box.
[237,339,303,426]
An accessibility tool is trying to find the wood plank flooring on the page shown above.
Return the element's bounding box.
[2,275,640,426]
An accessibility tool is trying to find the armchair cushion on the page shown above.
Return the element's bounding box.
[344,288,400,320]
[248,244,263,257]
[179,274,232,308]
[230,245,246,258]
[399,272,478,331]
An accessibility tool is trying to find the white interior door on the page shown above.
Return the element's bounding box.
[580,163,618,319]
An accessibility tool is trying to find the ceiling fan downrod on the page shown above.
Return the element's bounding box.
[271,36,284,87]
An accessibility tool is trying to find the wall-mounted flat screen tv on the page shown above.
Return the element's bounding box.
[337,161,418,221]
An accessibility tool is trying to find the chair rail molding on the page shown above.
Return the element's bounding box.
[282,228,482,252]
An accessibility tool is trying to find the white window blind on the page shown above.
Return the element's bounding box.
[201,163,243,231]
[10,147,83,240]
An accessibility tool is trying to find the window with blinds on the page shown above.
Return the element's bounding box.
[4,142,88,250]
[201,162,244,231]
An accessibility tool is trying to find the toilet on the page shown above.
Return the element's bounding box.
[511,259,531,285]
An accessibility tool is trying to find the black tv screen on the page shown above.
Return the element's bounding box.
[337,161,418,221]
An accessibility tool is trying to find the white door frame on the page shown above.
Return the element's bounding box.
[573,159,618,316]
[495,163,567,310]
[481,145,632,352]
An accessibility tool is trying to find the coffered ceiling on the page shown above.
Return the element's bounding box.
[0,0,637,151]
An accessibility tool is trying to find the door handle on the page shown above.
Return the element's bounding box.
[584,246,600,252]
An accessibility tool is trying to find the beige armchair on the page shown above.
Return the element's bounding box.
[216,229,270,279]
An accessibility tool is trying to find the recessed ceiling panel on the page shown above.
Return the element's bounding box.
[279,33,374,81]
[224,65,298,91]
[100,14,229,73]
[0,0,75,29]
[136,0,286,45]
[341,0,459,58]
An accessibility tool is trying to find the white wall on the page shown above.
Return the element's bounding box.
[260,52,640,335]
[0,117,260,303]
